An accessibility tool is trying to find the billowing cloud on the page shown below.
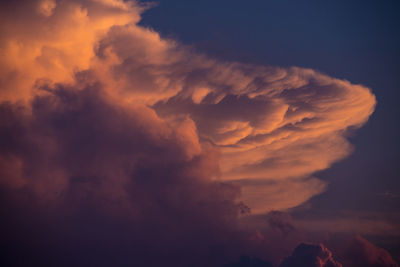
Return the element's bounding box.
[342,235,399,267]
[279,243,342,267]
[0,0,142,102]
[0,0,376,213]
[0,84,253,266]
[0,0,384,266]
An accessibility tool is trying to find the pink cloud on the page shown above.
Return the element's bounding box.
[0,1,386,266]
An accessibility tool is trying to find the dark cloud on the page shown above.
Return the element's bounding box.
[224,255,273,267]
[0,0,377,213]
[266,211,296,235]
[342,235,399,267]
[0,84,250,266]
[0,0,392,266]
[279,243,342,267]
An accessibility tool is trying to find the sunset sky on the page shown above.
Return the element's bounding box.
[0,0,399,266]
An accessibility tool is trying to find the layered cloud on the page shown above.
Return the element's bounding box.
[0,0,376,214]
[0,0,383,266]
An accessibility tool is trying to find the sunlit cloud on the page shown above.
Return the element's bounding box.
[0,1,384,265]
[0,0,376,214]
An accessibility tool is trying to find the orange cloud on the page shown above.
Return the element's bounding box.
[0,0,141,103]
[341,235,399,267]
[0,0,376,214]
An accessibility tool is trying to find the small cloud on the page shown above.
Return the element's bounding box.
[279,243,342,267]
[37,0,56,17]
[267,211,296,235]
[343,235,399,267]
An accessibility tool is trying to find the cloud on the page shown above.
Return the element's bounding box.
[342,235,399,267]
[0,0,382,266]
[0,0,376,213]
[37,0,57,17]
[266,211,296,235]
[295,211,400,237]
[0,0,141,102]
[279,243,342,267]
[224,255,273,267]
[224,236,400,267]
[0,84,252,266]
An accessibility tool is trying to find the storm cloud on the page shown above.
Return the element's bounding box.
[342,235,399,267]
[279,243,342,267]
[0,0,383,266]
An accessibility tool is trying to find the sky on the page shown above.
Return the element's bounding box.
[0,0,399,266]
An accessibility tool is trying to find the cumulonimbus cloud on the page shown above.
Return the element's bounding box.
[0,1,382,265]
[0,0,376,214]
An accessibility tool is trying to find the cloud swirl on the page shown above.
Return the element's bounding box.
[0,0,375,213]
[0,1,381,265]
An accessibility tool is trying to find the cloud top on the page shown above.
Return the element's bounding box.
[0,1,381,265]
[0,0,376,213]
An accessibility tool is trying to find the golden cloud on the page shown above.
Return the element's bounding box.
[0,0,376,214]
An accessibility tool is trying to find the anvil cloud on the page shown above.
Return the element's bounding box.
[0,0,381,266]
[0,0,375,212]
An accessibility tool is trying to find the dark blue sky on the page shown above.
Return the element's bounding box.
[139,0,400,258]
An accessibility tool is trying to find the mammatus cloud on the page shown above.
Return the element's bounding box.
[0,0,386,266]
